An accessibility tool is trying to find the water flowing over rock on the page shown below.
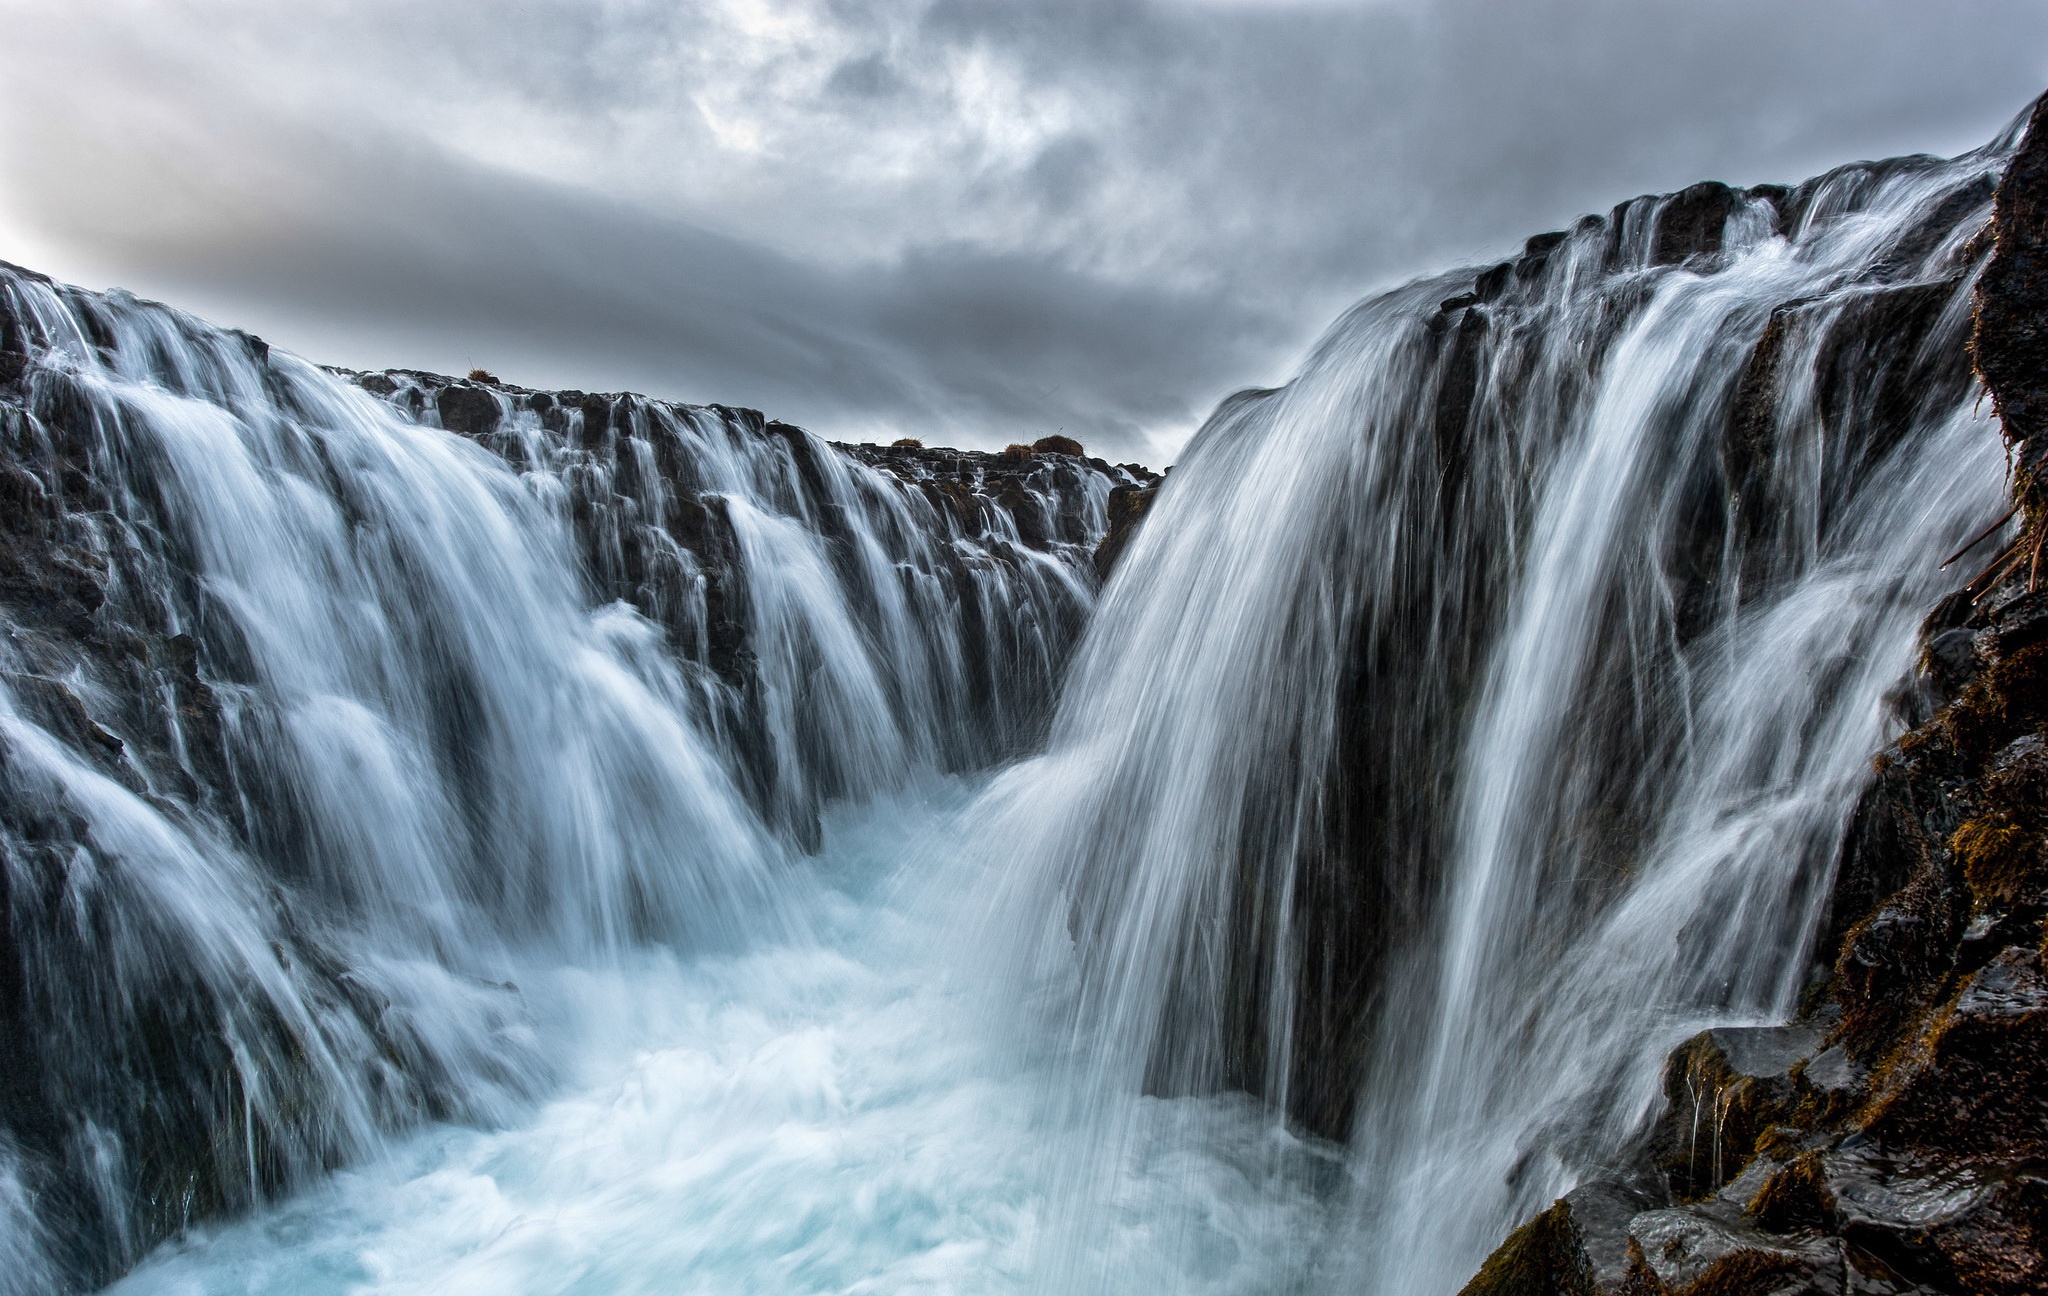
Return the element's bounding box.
[0,262,1128,1290]
[1450,95,2048,1296]
[974,105,2028,1293]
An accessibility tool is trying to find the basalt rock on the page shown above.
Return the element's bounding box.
[1974,92,2048,482]
[1651,182,1740,266]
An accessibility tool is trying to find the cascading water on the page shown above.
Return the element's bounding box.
[0,263,1126,1290]
[978,134,2020,1292]
[0,118,2027,1296]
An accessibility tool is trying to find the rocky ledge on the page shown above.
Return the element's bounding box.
[1458,96,2048,1296]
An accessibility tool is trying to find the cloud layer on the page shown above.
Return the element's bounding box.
[2,0,2045,458]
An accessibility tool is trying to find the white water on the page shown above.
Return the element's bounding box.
[0,129,2024,1296]
[973,139,2017,1295]
[0,261,1115,1291]
[106,784,1331,1296]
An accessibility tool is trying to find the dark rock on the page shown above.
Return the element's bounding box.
[436,383,502,439]
[1093,481,1158,581]
[1456,1197,1597,1296]
[1565,1182,1667,1293]
[1517,231,1570,281]
[1623,1207,1804,1294]
[1798,1045,1865,1101]
[1435,305,1491,527]
[1974,92,2048,475]
[1865,947,2048,1159]
[1653,1025,1824,1199]
[1651,182,1738,266]
[1474,261,1516,302]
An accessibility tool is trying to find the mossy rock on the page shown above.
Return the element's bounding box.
[1458,1199,1596,1296]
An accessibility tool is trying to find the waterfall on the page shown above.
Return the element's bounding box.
[979,134,2017,1292]
[0,117,2031,1296]
[0,264,1121,1290]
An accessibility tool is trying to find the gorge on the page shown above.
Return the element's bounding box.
[2,94,2046,1296]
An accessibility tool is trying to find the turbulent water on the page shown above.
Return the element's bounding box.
[0,124,2025,1295]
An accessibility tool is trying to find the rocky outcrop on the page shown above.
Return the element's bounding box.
[1092,472,1164,581]
[1458,95,2048,1296]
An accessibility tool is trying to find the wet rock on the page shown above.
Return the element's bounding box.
[1798,1045,1865,1103]
[1865,947,2048,1159]
[1973,91,2048,476]
[1458,1182,1664,1296]
[1093,480,1159,580]
[1435,305,1491,524]
[1456,1197,1598,1296]
[1474,261,1517,302]
[1623,1207,1804,1293]
[436,382,502,438]
[1651,182,1738,266]
[1654,1025,1824,1199]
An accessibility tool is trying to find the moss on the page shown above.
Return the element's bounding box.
[1952,813,2043,911]
[1934,641,2048,760]
[1000,443,1035,463]
[1456,1199,1595,1296]
[1679,1248,1803,1296]
[1748,1152,1833,1233]
[1030,434,1084,456]
[890,437,923,449]
[465,368,500,384]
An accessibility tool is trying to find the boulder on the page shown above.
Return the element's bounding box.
[1653,1025,1824,1198]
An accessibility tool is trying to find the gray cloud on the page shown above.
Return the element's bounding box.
[0,0,2044,460]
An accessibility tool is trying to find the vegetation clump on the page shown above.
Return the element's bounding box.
[466,368,500,384]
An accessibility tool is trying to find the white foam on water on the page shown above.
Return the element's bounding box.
[105,782,1331,1296]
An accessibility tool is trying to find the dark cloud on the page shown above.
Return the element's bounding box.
[0,0,2044,460]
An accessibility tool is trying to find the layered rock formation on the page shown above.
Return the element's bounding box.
[1457,97,2048,1296]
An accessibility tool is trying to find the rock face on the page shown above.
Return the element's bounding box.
[1458,95,2048,1296]
[1091,472,1164,581]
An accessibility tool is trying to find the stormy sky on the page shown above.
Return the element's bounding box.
[1,2,2045,460]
